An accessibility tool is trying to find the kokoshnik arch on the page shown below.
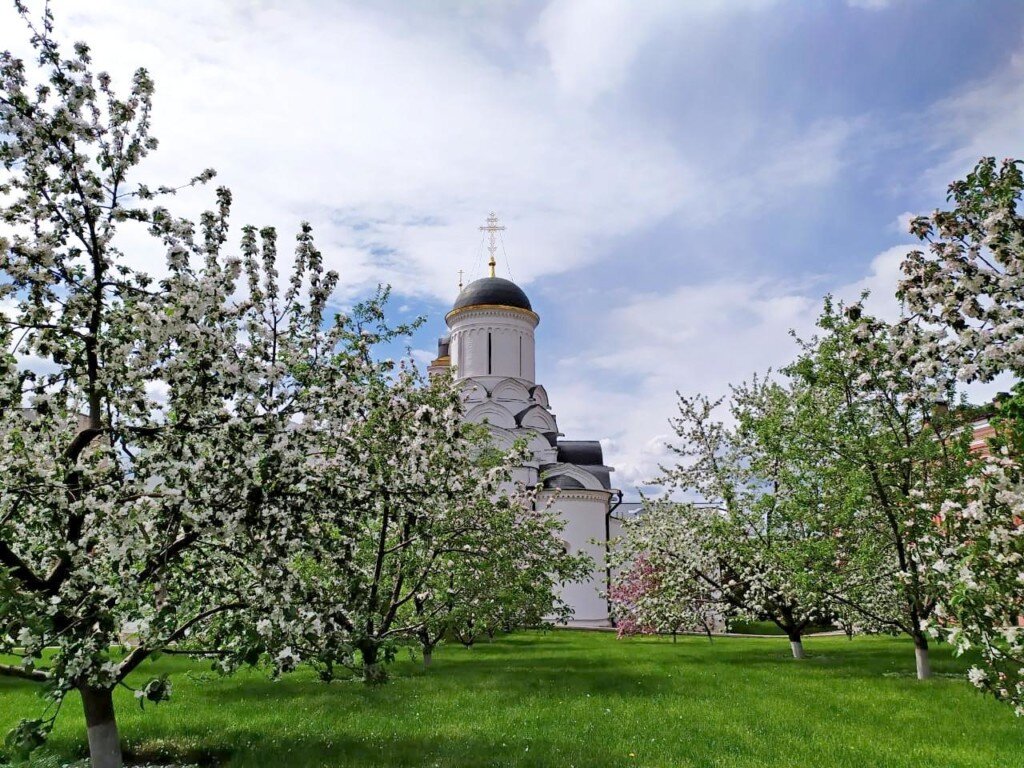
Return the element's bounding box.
[427,214,625,626]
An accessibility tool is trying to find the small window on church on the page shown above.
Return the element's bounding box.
[487,332,492,375]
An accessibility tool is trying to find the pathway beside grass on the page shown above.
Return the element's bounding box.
[2,631,1022,767]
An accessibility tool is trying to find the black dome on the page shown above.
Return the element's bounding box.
[451,277,532,312]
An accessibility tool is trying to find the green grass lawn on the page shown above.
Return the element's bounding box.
[3,631,1023,767]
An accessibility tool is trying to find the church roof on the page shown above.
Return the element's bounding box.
[540,461,613,491]
[554,441,613,489]
[543,474,588,490]
[451,276,532,313]
[556,441,604,465]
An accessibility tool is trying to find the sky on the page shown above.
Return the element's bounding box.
[3,0,1022,495]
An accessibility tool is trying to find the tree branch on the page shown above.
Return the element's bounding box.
[0,662,50,682]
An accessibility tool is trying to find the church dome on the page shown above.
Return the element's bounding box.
[451,276,532,313]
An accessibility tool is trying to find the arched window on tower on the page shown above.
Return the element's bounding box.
[487,331,492,375]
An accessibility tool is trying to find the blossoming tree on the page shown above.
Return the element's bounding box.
[608,504,724,641]
[783,298,973,679]
[276,366,589,683]
[611,381,833,658]
[898,157,1024,707]
[899,157,1024,384]
[411,456,590,660]
[0,7,409,764]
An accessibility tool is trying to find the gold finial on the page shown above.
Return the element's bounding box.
[458,269,464,290]
[479,212,505,279]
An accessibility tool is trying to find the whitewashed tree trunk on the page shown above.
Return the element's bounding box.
[790,639,806,659]
[423,647,433,668]
[915,643,931,680]
[359,641,387,685]
[81,687,122,768]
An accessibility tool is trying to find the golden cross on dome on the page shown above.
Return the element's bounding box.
[479,212,505,278]
[458,269,464,290]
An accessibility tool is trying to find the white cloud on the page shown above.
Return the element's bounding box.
[547,277,821,493]
[2,0,698,303]
[532,0,671,104]
[533,0,778,104]
[547,242,922,496]
[892,211,916,234]
[410,348,436,368]
[713,119,857,223]
[837,243,914,320]
[2,1,858,310]
[925,44,1024,187]
[541,27,1024,495]
[751,120,856,190]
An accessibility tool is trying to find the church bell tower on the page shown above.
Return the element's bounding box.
[430,213,538,382]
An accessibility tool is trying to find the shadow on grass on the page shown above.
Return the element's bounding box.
[199,654,680,708]
[687,638,972,680]
[188,634,975,717]
[123,732,641,768]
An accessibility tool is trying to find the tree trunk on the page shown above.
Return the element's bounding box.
[80,686,122,768]
[787,631,806,660]
[317,658,336,683]
[360,642,387,685]
[415,624,433,670]
[914,637,931,680]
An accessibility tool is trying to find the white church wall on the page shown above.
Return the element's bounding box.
[479,426,517,453]
[541,489,612,626]
[606,515,627,613]
[510,465,538,488]
[540,463,605,491]
[520,331,536,382]
[493,327,517,378]
[447,308,537,384]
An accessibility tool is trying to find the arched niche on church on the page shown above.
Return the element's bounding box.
[519,429,559,464]
[529,385,550,409]
[490,378,531,405]
[480,425,517,451]
[516,404,558,433]
[540,463,606,492]
[465,401,517,430]
[458,379,486,404]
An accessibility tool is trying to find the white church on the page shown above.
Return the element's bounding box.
[427,215,629,627]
